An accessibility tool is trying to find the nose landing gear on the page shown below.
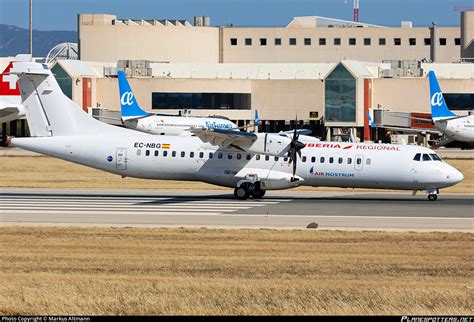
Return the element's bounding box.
[427,188,439,201]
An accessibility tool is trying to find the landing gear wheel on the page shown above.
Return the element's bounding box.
[428,194,438,201]
[251,189,266,199]
[234,186,250,200]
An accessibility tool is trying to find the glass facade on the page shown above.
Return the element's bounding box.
[444,94,474,111]
[51,64,72,99]
[152,93,251,110]
[324,64,356,122]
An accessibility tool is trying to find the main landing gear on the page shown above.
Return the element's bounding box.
[234,182,266,200]
[427,188,439,201]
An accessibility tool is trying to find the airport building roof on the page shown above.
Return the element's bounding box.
[286,16,387,29]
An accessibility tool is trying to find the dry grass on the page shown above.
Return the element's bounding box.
[0,156,473,193]
[0,227,472,315]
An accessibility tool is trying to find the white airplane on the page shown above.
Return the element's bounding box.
[0,61,24,123]
[117,71,237,136]
[118,71,318,141]
[428,71,474,146]
[9,59,463,201]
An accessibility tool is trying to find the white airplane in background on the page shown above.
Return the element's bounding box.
[428,71,474,146]
[9,59,463,201]
[118,71,318,141]
[0,61,25,123]
[117,71,237,136]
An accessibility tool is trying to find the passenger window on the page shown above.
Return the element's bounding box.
[172,151,176,157]
[283,157,288,162]
[163,151,168,157]
[347,158,352,164]
[145,150,150,156]
[311,157,316,163]
[209,152,213,159]
[137,149,142,156]
[237,153,242,160]
[430,154,441,161]
[190,152,194,158]
[338,157,343,164]
[265,155,270,161]
[422,154,432,161]
[199,152,204,158]
[329,157,334,164]
[154,150,159,157]
[320,157,325,163]
[246,154,251,160]
[302,156,307,162]
[413,153,421,161]
[228,153,233,160]
[356,158,362,165]
[274,156,279,161]
[181,151,185,158]
[366,158,371,165]
[218,152,223,159]
[256,155,261,161]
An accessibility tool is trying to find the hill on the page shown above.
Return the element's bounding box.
[0,24,77,57]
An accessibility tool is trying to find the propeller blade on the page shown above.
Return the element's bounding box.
[292,157,297,178]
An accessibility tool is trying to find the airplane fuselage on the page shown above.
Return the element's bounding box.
[11,135,463,192]
[123,115,236,136]
[434,115,474,143]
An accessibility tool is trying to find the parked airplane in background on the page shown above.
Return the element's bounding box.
[9,59,463,201]
[0,62,24,123]
[117,71,237,136]
[428,71,474,146]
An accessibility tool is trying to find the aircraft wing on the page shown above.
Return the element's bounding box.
[0,103,24,123]
[191,127,258,151]
[281,129,312,136]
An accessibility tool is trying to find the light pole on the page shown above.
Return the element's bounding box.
[29,0,33,55]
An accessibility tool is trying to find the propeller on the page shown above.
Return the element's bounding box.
[287,117,305,181]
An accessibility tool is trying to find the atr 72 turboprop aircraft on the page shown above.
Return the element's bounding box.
[117,71,237,136]
[428,71,474,146]
[9,59,463,201]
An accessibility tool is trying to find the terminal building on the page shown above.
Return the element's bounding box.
[2,11,473,145]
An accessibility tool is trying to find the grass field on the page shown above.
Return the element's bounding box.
[0,227,472,315]
[1,156,473,193]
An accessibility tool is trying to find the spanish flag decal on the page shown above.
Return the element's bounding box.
[162,143,170,149]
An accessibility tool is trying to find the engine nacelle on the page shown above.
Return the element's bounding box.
[236,168,304,190]
[247,133,291,156]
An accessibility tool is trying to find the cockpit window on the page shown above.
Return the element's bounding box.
[430,153,442,161]
[422,154,432,161]
[413,153,421,161]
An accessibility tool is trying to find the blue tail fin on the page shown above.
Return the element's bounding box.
[428,71,457,120]
[367,112,375,127]
[117,71,150,119]
[254,110,259,126]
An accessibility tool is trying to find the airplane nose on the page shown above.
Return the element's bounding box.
[447,168,464,185]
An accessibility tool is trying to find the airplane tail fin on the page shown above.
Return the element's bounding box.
[428,71,457,121]
[117,71,149,120]
[367,111,375,127]
[0,62,21,104]
[11,58,123,137]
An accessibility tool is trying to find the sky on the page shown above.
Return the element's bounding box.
[1,0,472,31]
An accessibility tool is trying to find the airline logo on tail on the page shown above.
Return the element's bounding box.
[428,71,457,121]
[430,92,444,107]
[117,71,150,120]
[120,91,134,106]
[0,62,21,103]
